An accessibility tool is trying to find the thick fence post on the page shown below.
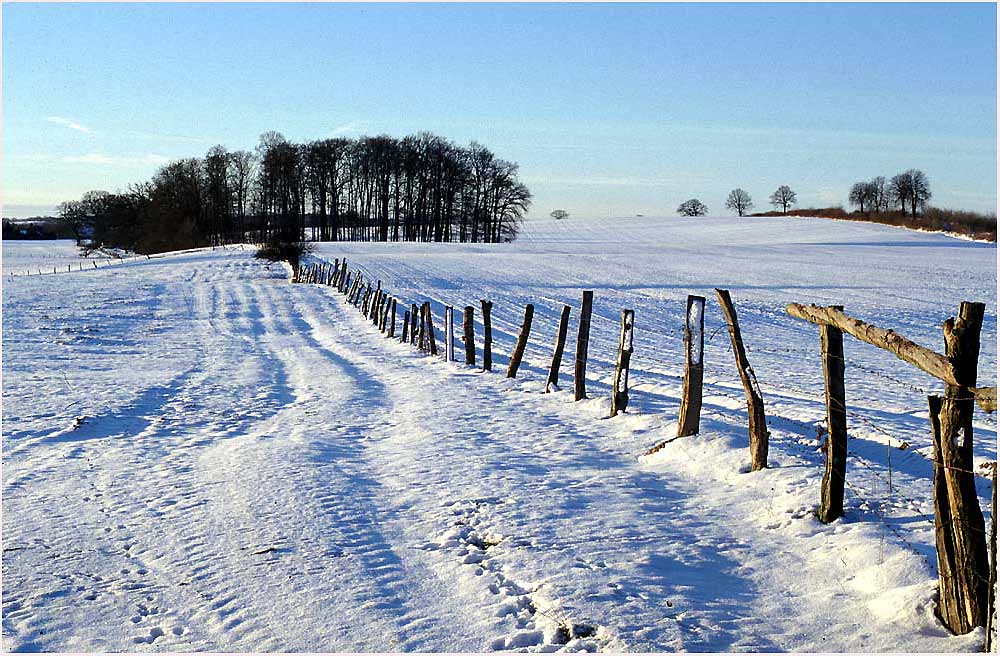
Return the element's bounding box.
[676,295,706,437]
[715,289,769,471]
[389,299,397,338]
[463,306,476,366]
[380,295,390,332]
[507,304,534,378]
[574,291,594,401]
[817,305,847,523]
[611,309,635,416]
[401,309,410,343]
[445,306,455,362]
[481,300,493,372]
[546,305,571,393]
[930,301,988,635]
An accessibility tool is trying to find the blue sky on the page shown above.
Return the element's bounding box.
[3,2,996,218]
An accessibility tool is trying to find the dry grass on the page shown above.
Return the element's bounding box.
[750,206,996,241]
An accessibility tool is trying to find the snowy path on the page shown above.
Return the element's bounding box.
[3,217,995,652]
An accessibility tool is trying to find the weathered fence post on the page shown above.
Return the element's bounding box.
[507,304,534,378]
[463,306,476,366]
[715,289,769,471]
[481,300,493,372]
[610,309,635,416]
[546,304,571,393]
[986,462,997,653]
[380,295,390,332]
[371,282,382,321]
[410,304,419,345]
[817,304,848,523]
[929,301,989,635]
[676,295,706,437]
[423,301,438,355]
[389,299,397,338]
[445,306,455,362]
[401,309,410,343]
[344,271,353,298]
[574,291,594,401]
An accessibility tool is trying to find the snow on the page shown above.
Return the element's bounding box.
[2,215,996,652]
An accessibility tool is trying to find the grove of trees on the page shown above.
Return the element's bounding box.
[58,131,532,254]
[849,169,931,219]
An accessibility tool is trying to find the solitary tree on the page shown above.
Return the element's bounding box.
[769,185,797,214]
[677,199,708,216]
[550,209,569,221]
[724,189,753,216]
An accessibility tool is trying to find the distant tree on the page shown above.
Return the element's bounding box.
[907,169,931,220]
[848,181,875,214]
[889,172,913,215]
[57,199,91,245]
[769,185,797,214]
[550,209,569,221]
[724,189,753,216]
[677,199,708,216]
[869,176,887,213]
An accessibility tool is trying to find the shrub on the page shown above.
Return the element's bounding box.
[254,237,313,271]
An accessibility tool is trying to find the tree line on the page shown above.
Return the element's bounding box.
[58,132,532,254]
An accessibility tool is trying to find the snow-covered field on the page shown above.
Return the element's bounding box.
[1,240,118,276]
[2,215,996,652]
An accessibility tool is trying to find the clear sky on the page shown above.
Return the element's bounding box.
[3,2,997,219]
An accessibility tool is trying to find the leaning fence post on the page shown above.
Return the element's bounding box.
[676,295,706,437]
[546,304,571,393]
[929,301,989,635]
[423,301,438,355]
[463,306,476,366]
[481,300,493,372]
[445,306,455,362]
[610,309,635,416]
[574,291,594,400]
[715,289,769,471]
[507,304,534,378]
[817,305,847,523]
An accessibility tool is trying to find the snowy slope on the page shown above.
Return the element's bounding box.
[2,216,996,652]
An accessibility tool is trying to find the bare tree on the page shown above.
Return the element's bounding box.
[907,169,931,220]
[870,176,888,213]
[677,199,708,216]
[889,172,912,215]
[57,200,90,246]
[769,185,797,214]
[724,189,753,216]
[550,209,569,221]
[849,181,875,214]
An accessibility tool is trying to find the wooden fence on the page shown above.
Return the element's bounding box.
[295,256,997,649]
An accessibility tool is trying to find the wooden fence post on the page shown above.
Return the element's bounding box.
[676,295,706,437]
[380,295,390,332]
[610,309,635,416]
[481,300,493,372]
[929,301,989,635]
[389,299,397,338]
[371,282,382,321]
[574,291,594,401]
[986,463,997,653]
[410,304,419,345]
[401,309,410,343]
[507,304,534,378]
[423,302,438,355]
[817,305,847,523]
[445,306,455,362]
[715,289,769,471]
[464,306,476,366]
[546,304,571,393]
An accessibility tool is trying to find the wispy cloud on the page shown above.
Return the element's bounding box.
[61,153,170,167]
[330,120,371,136]
[45,116,91,134]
